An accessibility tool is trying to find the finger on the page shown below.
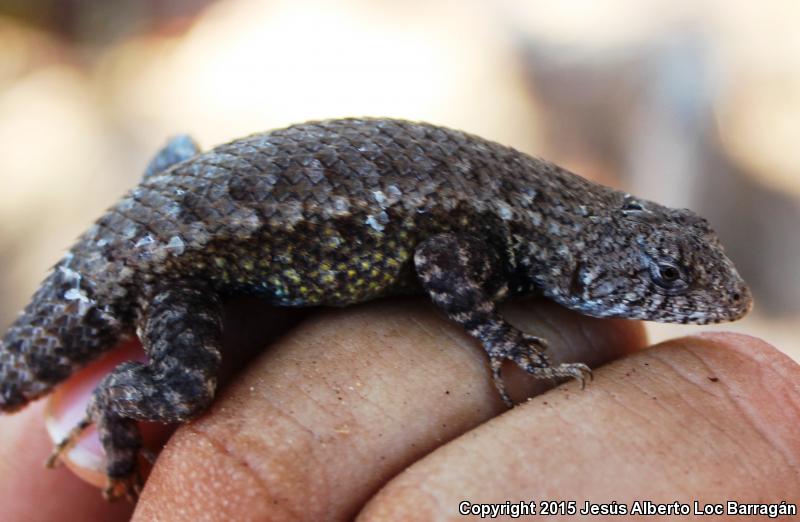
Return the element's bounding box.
[357,333,800,521]
[131,297,646,521]
[0,400,133,521]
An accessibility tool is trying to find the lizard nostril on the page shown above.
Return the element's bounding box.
[732,292,741,302]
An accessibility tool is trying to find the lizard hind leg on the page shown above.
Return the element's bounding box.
[413,233,591,407]
[142,134,200,179]
[74,284,222,500]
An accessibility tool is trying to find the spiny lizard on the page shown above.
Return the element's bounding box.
[0,118,752,500]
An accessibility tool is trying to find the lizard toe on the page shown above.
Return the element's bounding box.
[103,472,142,503]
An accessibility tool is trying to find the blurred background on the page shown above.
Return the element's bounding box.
[0,0,797,359]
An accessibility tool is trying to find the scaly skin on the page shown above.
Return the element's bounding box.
[0,118,752,500]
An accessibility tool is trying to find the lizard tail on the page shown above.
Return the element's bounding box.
[0,313,62,412]
[0,265,123,413]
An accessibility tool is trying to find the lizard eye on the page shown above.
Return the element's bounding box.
[649,259,690,294]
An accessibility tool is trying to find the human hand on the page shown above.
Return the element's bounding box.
[1,298,797,521]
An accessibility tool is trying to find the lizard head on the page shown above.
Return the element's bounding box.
[0,254,122,412]
[553,195,752,324]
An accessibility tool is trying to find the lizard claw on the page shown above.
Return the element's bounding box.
[490,357,513,408]
[103,473,143,503]
[45,417,92,469]
[554,362,593,389]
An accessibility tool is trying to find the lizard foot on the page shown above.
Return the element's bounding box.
[490,335,593,407]
[103,472,143,502]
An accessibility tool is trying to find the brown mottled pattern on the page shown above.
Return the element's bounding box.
[0,118,751,499]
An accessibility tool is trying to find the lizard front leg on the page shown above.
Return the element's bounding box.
[49,284,223,500]
[414,233,592,407]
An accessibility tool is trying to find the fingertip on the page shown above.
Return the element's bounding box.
[691,330,800,377]
[653,332,800,445]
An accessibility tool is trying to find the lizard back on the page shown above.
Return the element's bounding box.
[82,118,603,306]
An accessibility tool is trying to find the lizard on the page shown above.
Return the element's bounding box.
[0,118,752,500]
